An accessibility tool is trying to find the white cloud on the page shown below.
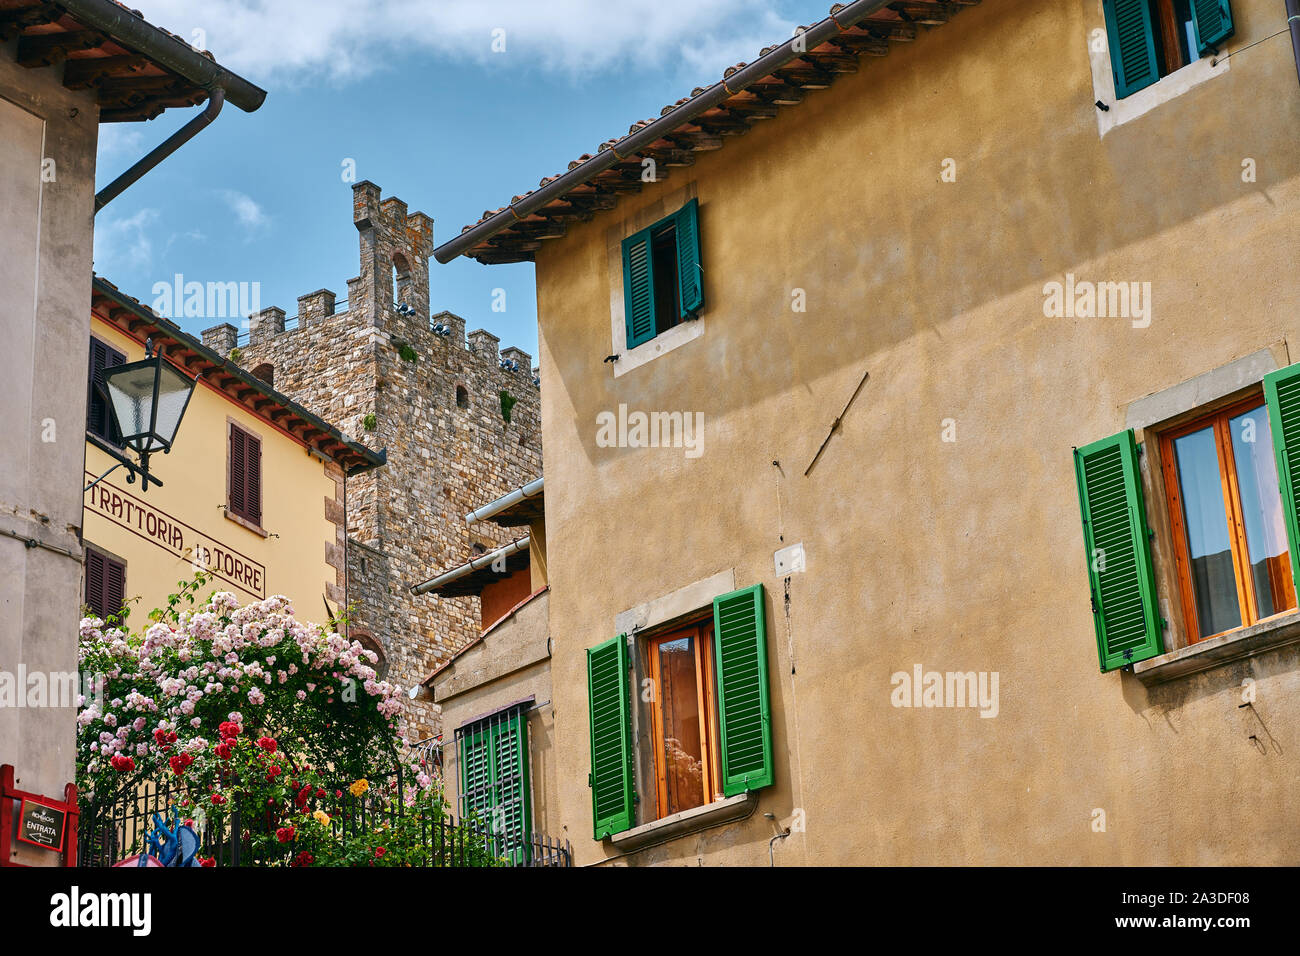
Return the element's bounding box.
[220,190,269,232]
[127,0,804,83]
[93,208,161,275]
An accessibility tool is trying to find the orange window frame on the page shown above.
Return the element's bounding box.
[1159,394,1293,644]
[644,622,722,820]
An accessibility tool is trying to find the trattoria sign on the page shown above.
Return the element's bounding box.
[85,475,267,598]
[18,798,66,852]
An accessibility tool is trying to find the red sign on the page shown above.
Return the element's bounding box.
[16,797,66,852]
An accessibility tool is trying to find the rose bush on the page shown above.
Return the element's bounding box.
[75,574,484,866]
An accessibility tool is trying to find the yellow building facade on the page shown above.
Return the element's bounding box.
[83,278,385,628]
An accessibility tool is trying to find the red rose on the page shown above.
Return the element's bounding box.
[109,754,135,773]
[214,742,232,760]
[292,851,314,867]
[199,856,216,868]
[275,826,295,843]
[210,793,227,806]
[256,736,277,753]
[218,721,241,738]
[316,788,327,799]
[374,846,386,859]
[169,755,187,776]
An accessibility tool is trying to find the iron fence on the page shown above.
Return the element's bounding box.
[78,766,570,868]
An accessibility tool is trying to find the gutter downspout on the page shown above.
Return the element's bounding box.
[95,87,224,213]
[1288,0,1300,89]
[432,0,896,263]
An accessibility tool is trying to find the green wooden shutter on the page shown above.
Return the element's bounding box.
[712,584,774,795]
[587,634,633,839]
[1103,0,1160,99]
[1073,430,1162,671]
[1263,364,1300,591]
[458,728,494,820]
[621,228,656,349]
[674,198,703,318]
[1190,0,1234,54]
[492,715,532,865]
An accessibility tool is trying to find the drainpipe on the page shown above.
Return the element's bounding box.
[1288,0,1300,89]
[95,88,224,214]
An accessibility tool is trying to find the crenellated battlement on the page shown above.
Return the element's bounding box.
[203,182,537,386]
[199,182,543,745]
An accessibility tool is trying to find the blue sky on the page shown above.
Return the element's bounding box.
[94,0,836,359]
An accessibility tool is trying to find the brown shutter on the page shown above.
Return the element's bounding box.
[246,431,262,525]
[228,424,263,526]
[104,557,125,619]
[85,549,105,617]
[229,425,247,520]
[87,338,125,444]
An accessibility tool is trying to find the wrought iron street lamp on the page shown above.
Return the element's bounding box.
[91,338,196,492]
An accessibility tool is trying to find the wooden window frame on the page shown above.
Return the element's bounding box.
[1158,393,1294,644]
[643,621,722,821]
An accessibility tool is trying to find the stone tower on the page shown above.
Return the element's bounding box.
[203,182,542,742]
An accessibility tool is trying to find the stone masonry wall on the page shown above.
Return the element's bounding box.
[207,182,542,742]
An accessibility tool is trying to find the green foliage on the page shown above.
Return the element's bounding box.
[362,413,377,432]
[500,390,518,424]
[393,340,418,363]
[228,347,242,363]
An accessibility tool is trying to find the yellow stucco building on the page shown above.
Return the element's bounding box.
[434,0,1300,865]
[83,277,385,629]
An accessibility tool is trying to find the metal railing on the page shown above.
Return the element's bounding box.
[78,765,570,868]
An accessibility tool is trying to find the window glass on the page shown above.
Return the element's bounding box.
[1173,426,1241,637]
[657,635,705,816]
[1229,407,1296,619]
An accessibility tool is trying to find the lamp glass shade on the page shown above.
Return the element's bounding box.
[104,356,195,454]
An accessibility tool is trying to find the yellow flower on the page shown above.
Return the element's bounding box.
[313,810,331,826]
[349,778,369,798]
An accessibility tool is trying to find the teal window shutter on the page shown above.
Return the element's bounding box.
[458,711,532,863]
[712,584,774,795]
[1073,430,1163,671]
[621,228,656,348]
[490,714,532,865]
[1190,0,1234,54]
[1263,364,1300,592]
[674,198,703,318]
[1102,0,1160,99]
[587,634,634,839]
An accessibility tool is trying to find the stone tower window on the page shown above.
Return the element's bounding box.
[392,253,412,311]
[251,363,274,387]
[456,385,469,409]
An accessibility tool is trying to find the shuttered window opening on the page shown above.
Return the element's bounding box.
[227,423,263,526]
[1074,430,1164,671]
[84,548,126,622]
[87,337,126,445]
[586,583,775,839]
[1102,0,1233,99]
[620,198,703,349]
[456,706,532,865]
